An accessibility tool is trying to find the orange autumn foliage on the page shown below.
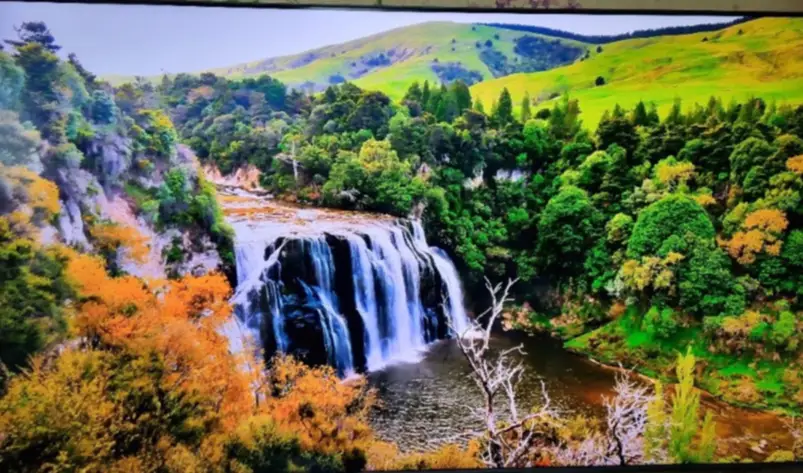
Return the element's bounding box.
[787,155,803,175]
[65,251,254,431]
[88,221,150,263]
[744,208,790,234]
[725,209,789,264]
[265,355,377,455]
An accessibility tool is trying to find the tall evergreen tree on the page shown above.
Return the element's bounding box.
[404,81,423,104]
[449,80,472,113]
[520,92,532,123]
[632,101,649,127]
[665,98,683,126]
[421,80,431,112]
[474,97,485,114]
[67,53,95,87]
[493,87,514,126]
[5,22,60,53]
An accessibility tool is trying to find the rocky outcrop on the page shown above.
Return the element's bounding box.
[203,163,264,191]
[85,131,132,189]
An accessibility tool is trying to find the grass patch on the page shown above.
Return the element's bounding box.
[718,360,757,379]
[563,303,801,415]
[626,331,653,349]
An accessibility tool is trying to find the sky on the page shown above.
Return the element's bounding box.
[0,2,739,77]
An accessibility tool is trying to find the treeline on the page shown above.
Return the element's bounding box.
[483,16,751,44]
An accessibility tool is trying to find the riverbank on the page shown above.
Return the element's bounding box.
[561,339,794,460]
[560,312,802,418]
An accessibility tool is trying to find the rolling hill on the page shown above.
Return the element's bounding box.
[105,22,589,99]
[471,17,803,129]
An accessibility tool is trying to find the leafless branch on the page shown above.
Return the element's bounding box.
[446,278,558,468]
[603,371,651,465]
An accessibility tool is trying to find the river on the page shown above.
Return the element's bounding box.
[367,331,793,461]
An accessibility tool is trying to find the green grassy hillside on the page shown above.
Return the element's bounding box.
[104,22,588,99]
[472,17,803,129]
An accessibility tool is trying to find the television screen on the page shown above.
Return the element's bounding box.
[0,2,801,471]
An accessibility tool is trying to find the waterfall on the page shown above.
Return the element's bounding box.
[411,222,470,336]
[347,235,384,370]
[225,203,472,376]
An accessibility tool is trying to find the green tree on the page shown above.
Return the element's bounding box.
[421,80,431,112]
[67,53,95,86]
[669,350,716,463]
[596,104,638,159]
[474,97,485,114]
[627,195,715,259]
[729,137,777,187]
[5,22,60,53]
[347,91,392,138]
[520,92,532,123]
[11,42,63,139]
[536,186,602,279]
[632,101,649,127]
[0,218,72,372]
[323,139,426,216]
[0,111,43,170]
[0,53,25,110]
[449,80,472,113]
[90,90,117,125]
[492,87,513,126]
[406,81,422,101]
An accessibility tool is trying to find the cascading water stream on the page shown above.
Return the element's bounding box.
[222,193,472,375]
[348,236,384,370]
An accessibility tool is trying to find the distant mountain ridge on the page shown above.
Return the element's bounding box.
[199,21,593,98]
[104,21,591,98]
[483,16,750,44]
[103,16,757,103]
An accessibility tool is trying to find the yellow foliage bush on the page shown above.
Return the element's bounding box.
[694,194,717,208]
[656,160,695,188]
[383,442,483,471]
[725,209,788,264]
[0,165,61,236]
[620,252,684,295]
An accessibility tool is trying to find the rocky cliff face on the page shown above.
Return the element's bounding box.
[45,135,224,280]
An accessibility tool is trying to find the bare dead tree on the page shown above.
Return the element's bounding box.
[448,277,560,468]
[784,416,803,459]
[603,371,651,465]
[552,372,652,467]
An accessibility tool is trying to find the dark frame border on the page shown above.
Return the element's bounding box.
[4,0,803,17]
